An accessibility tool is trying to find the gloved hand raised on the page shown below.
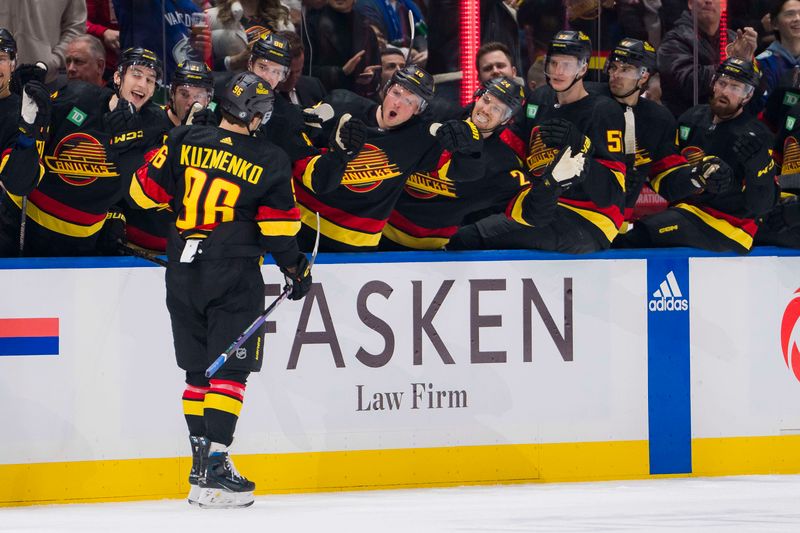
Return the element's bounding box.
[280,253,312,300]
[104,97,141,134]
[18,80,51,142]
[432,119,482,154]
[329,113,367,160]
[538,118,591,153]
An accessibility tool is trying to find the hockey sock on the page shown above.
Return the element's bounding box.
[204,378,247,446]
[182,373,210,437]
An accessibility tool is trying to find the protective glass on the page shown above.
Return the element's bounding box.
[605,62,644,80]
[545,56,582,78]
[386,84,422,109]
[251,59,289,83]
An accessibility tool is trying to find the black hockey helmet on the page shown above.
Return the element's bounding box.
[715,57,761,89]
[607,38,657,73]
[388,64,435,109]
[220,71,275,125]
[482,76,525,116]
[250,32,292,67]
[118,47,163,83]
[0,28,16,60]
[172,60,214,91]
[547,31,592,63]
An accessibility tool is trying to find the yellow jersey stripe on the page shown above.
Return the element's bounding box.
[7,193,105,238]
[558,201,619,243]
[257,219,301,237]
[298,203,381,247]
[382,222,449,250]
[129,173,169,210]
[674,202,754,250]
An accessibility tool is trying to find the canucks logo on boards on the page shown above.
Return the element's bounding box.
[649,270,688,312]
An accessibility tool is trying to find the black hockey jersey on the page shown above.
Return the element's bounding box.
[509,86,627,245]
[658,104,779,251]
[131,124,300,263]
[384,126,528,249]
[292,89,445,250]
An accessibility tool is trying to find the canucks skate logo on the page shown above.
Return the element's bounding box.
[648,271,688,312]
[44,132,117,186]
[782,136,800,174]
[341,144,402,193]
[680,146,706,166]
[526,128,559,176]
[634,143,652,168]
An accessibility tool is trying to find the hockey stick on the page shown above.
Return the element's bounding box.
[205,212,321,378]
[19,196,27,256]
[118,242,168,267]
[406,10,415,64]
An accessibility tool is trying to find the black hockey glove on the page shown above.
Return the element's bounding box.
[763,197,800,231]
[690,156,735,194]
[433,119,482,155]
[732,132,775,182]
[539,118,591,153]
[280,253,312,301]
[329,113,367,160]
[10,63,47,96]
[520,181,560,227]
[104,98,141,134]
[17,80,51,142]
[96,208,127,255]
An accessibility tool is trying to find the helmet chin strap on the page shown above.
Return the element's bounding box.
[612,77,645,99]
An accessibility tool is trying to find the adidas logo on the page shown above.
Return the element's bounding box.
[220,137,233,146]
[648,271,688,312]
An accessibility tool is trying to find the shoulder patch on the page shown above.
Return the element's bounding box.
[784,92,800,106]
[526,103,538,119]
[66,106,87,127]
[786,116,797,132]
[679,125,691,141]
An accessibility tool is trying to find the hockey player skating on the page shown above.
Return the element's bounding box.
[131,71,311,508]
[382,76,529,249]
[449,31,627,252]
[619,58,778,253]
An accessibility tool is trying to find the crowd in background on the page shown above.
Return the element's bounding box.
[0,0,799,258]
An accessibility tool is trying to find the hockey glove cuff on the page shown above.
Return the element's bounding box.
[10,63,47,96]
[690,156,735,194]
[280,253,312,301]
[433,119,482,155]
[539,118,591,154]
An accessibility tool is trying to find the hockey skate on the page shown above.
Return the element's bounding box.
[187,435,210,505]
[197,442,255,508]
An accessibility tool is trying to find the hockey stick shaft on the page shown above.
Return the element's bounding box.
[19,196,27,256]
[205,284,292,378]
[406,10,415,63]
[205,213,321,378]
[118,242,168,267]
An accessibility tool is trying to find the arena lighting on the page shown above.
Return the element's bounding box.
[719,0,728,62]
[459,0,480,106]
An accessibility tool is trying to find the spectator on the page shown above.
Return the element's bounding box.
[113,0,201,83]
[527,57,546,91]
[276,30,326,107]
[356,0,428,66]
[379,47,405,90]
[86,0,120,78]
[0,0,87,84]
[65,35,107,87]
[657,0,756,117]
[303,0,381,95]
[476,42,518,83]
[755,0,800,111]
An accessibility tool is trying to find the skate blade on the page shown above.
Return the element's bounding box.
[197,487,254,509]
[187,484,201,506]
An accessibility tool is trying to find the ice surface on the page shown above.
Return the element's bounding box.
[3,475,800,532]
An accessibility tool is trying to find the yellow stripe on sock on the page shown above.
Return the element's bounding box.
[204,392,243,417]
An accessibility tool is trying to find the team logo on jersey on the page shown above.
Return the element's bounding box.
[66,106,87,127]
[44,132,117,186]
[219,136,233,146]
[634,143,652,168]
[782,136,800,174]
[405,171,457,199]
[526,128,559,176]
[679,125,691,141]
[341,144,401,193]
[526,104,538,119]
[784,92,800,106]
[680,145,705,166]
